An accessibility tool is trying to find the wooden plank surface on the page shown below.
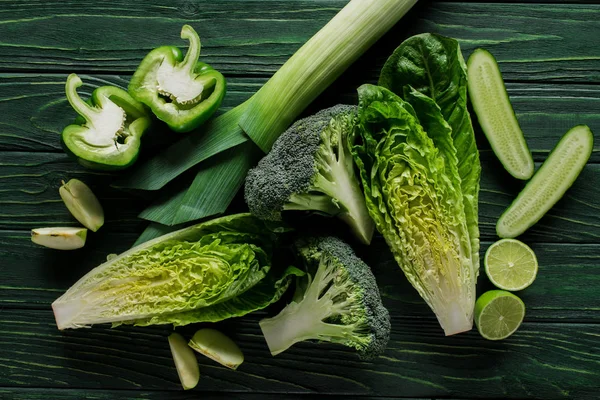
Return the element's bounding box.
[0,2,597,83]
[1,152,598,243]
[1,74,599,161]
[1,232,599,322]
[0,310,597,399]
[0,391,413,400]
[0,0,598,399]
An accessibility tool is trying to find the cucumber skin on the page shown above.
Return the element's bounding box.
[496,125,594,238]
[467,48,534,180]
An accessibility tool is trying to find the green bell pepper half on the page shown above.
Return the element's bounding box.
[62,73,151,171]
[128,25,226,133]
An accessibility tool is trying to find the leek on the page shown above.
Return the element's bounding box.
[119,0,419,226]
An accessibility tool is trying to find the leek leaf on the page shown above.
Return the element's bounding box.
[114,0,419,223]
[114,102,251,191]
[139,141,261,226]
[133,223,181,247]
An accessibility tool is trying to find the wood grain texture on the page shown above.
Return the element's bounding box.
[1,230,599,323]
[2,151,598,242]
[1,73,599,163]
[0,152,147,232]
[0,2,597,82]
[0,390,416,400]
[0,1,599,399]
[0,309,597,399]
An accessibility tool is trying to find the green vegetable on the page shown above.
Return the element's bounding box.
[467,48,534,180]
[114,265,303,327]
[351,84,477,336]
[188,329,244,370]
[168,333,200,390]
[31,227,87,250]
[239,0,419,153]
[117,0,419,225]
[128,25,226,133]
[59,179,104,232]
[245,105,374,244]
[51,214,290,330]
[259,236,390,359]
[62,73,151,170]
[497,125,594,238]
[378,33,481,280]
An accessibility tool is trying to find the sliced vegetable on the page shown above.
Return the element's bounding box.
[31,227,87,250]
[51,214,290,330]
[379,33,481,282]
[259,236,390,359]
[113,266,303,327]
[497,125,594,238]
[188,329,244,370]
[62,73,151,170]
[117,0,419,225]
[245,105,375,244]
[351,84,477,336]
[129,25,226,133]
[59,179,104,232]
[467,48,534,180]
[168,333,200,390]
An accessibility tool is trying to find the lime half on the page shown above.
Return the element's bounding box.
[475,290,525,340]
[485,238,538,291]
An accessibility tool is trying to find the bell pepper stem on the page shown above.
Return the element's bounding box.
[65,73,98,123]
[180,25,201,74]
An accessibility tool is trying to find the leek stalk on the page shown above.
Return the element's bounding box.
[120,0,419,226]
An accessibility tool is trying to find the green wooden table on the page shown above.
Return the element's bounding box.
[1,1,598,399]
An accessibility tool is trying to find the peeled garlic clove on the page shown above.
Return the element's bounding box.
[59,179,104,232]
[31,227,87,250]
[189,329,244,370]
[168,333,200,390]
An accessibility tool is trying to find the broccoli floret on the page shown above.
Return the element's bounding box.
[259,236,391,360]
[244,105,375,244]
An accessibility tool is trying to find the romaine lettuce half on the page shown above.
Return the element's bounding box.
[379,33,481,280]
[351,84,477,335]
[52,213,297,330]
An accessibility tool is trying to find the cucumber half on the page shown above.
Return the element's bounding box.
[467,48,534,180]
[497,125,594,238]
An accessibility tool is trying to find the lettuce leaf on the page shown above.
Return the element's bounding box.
[351,84,476,335]
[117,266,305,327]
[379,33,481,277]
[52,214,292,330]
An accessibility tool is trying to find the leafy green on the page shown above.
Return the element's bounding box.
[139,141,261,226]
[351,84,476,336]
[379,33,481,274]
[52,213,291,330]
[113,102,251,191]
[133,223,181,247]
[117,266,304,327]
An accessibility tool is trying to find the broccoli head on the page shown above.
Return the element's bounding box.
[244,105,375,244]
[259,236,391,360]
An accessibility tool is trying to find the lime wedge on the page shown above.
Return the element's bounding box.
[475,290,525,340]
[485,239,538,291]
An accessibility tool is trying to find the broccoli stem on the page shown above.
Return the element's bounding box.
[314,130,375,245]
